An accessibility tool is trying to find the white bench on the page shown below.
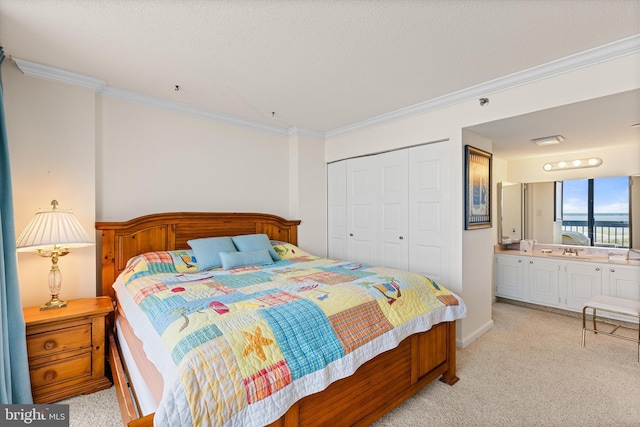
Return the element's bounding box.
[582,295,640,362]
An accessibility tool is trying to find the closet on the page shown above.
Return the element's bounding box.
[327,141,451,285]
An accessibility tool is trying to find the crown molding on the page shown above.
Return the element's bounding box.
[12,34,640,140]
[99,86,289,136]
[325,34,640,138]
[12,57,106,90]
[288,126,325,139]
[12,57,290,137]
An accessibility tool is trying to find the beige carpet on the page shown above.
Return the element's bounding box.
[62,302,640,426]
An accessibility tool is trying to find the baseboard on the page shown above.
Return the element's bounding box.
[496,297,638,329]
[458,318,494,348]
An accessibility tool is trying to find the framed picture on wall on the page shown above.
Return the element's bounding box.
[464,145,492,230]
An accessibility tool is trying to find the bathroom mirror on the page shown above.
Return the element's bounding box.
[499,175,637,249]
[498,182,523,243]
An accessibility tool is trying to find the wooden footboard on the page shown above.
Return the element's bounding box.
[267,320,457,427]
[109,319,457,427]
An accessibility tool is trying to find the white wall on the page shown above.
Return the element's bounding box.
[460,130,495,344]
[4,61,97,307]
[325,52,640,347]
[507,143,640,184]
[288,130,327,256]
[4,43,639,347]
[96,96,290,221]
[4,60,327,307]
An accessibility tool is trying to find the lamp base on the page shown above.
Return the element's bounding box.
[40,296,67,311]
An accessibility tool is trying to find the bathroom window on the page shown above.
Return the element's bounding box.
[560,176,630,247]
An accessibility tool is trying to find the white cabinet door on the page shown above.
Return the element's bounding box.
[347,156,378,265]
[494,254,640,316]
[378,150,409,270]
[528,258,560,306]
[327,161,347,261]
[495,255,526,300]
[408,142,450,285]
[606,265,640,300]
[328,142,449,277]
[565,262,603,311]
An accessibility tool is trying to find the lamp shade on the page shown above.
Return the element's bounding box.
[16,206,93,252]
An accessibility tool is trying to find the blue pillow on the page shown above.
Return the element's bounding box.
[219,249,274,270]
[231,234,280,261]
[187,236,237,270]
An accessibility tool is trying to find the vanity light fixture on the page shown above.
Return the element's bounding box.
[532,135,565,146]
[543,157,603,172]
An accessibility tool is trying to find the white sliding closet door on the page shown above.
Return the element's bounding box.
[408,142,450,286]
[327,161,347,261]
[346,155,378,265]
[328,141,451,281]
[378,150,409,270]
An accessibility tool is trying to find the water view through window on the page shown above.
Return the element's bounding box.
[562,176,630,248]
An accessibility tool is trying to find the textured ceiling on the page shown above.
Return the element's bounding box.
[469,89,640,160]
[0,0,639,150]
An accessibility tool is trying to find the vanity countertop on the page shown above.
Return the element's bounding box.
[494,245,640,267]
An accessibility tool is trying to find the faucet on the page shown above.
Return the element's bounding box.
[562,247,581,256]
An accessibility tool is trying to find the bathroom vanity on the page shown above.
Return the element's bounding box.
[495,245,640,320]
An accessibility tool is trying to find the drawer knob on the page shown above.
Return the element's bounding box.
[43,340,57,350]
[43,370,57,382]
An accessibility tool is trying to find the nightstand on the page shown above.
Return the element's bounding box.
[23,296,114,403]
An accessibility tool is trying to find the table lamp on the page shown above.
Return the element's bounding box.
[16,200,93,310]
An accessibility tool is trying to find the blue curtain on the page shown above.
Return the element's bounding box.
[0,46,33,404]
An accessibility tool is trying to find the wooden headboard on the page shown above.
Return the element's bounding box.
[96,212,301,299]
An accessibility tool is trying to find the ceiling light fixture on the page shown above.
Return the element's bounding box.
[543,157,602,172]
[532,135,565,146]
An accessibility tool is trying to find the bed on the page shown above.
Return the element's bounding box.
[96,212,466,427]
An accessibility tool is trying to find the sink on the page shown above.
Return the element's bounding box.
[562,253,591,258]
[538,251,596,260]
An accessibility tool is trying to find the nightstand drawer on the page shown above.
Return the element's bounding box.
[27,324,92,359]
[30,353,92,389]
[23,297,114,403]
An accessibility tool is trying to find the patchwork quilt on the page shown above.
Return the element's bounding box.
[113,243,467,427]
